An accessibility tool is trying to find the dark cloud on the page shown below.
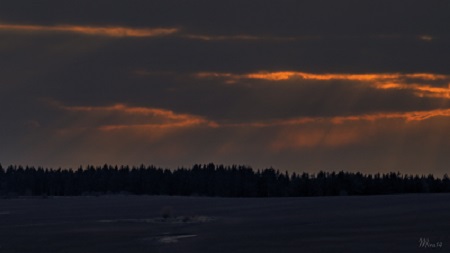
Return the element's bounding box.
[1,0,450,36]
[1,0,450,172]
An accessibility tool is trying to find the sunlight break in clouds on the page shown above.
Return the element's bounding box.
[0,23,179,37]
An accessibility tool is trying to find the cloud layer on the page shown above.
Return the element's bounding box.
[1,0,450,174]
[0,23,178,37]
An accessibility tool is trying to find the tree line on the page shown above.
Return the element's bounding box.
[1,163,449,197]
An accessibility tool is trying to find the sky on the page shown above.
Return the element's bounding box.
[1,0,450,175]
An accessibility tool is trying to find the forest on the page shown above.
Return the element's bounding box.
[1,163,449,197]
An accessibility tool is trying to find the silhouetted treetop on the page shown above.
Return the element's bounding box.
[0,164,448,197]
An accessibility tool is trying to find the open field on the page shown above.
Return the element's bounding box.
[0,194,449,252]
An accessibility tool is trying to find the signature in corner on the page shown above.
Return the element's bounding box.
[419,238,443,249]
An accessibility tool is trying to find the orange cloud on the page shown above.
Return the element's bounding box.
[0,23,178,37]
[195,71,450,98]
[57,103,217,130]
[54,101,450,134]
[220,108,450,129]
[50,101,450,155]
[330,108,450,123]
[419,35,434,42]
[412,85,450,98]
[196,71,448,82]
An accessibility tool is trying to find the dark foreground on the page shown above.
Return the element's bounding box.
[0,194,449,253]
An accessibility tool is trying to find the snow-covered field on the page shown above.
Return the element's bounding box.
[0,194,448,252]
